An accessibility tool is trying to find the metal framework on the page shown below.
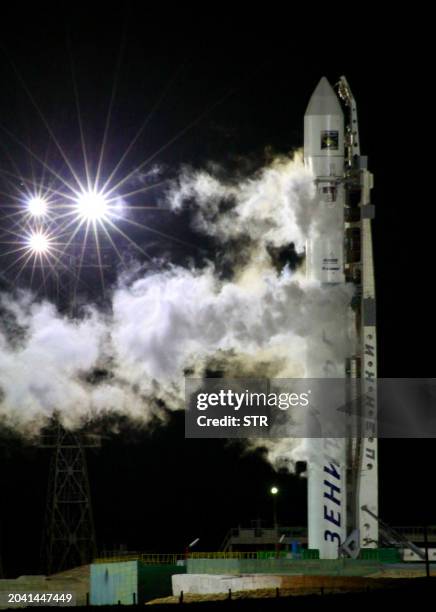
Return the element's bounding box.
[339,76,379,551]
[361,506,426,559]
[41,424,99,574]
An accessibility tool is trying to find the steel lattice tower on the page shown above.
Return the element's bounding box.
[41,424,99,574]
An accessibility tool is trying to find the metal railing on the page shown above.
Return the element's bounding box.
[395,526,436,537]
[95,551,260,564]
[189,551,258,560]
[95,553,183,565]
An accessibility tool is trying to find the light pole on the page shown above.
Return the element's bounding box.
[185,537,200,560]
[270,486,279,530]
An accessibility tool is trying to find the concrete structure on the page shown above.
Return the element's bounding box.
[172,572,408,597]
[173,573,281,596]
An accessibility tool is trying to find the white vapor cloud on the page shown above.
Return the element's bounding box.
[167,153,318,252]
[0,153,351,468]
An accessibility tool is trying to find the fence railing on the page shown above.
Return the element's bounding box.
[95,551,261,564]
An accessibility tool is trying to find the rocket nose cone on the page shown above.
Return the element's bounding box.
[305,76,343,116]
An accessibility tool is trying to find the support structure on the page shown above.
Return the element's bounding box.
[339,76,378,551]
[41,424,100,574]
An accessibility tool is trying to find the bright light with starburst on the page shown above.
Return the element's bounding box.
[0,61,190,295]
[27,196,48,217]
[27,231,50,254]
[75,190,109,222]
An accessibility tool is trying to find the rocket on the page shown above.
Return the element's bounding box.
[304,76,347,559]
[303,76,379,558]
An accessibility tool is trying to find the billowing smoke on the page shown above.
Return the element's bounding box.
[0,153,351,466]
[168,153,317,251]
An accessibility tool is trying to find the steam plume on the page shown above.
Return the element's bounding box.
[0,152,351,467]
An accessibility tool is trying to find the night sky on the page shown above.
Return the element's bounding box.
[0,5,433,577]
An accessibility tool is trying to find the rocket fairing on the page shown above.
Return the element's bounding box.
[304,77,345,285]
[303,76,378,558]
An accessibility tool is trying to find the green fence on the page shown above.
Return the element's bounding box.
[360,548,401,563]
[302,549,320,560]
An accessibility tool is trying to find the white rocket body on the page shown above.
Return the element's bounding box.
[304,77,347,558]
[304,77,345,285]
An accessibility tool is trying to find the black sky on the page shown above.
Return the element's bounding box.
[0,4,433,577]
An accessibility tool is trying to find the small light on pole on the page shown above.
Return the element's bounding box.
[185,537,200,560]
[270,486,279,531]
